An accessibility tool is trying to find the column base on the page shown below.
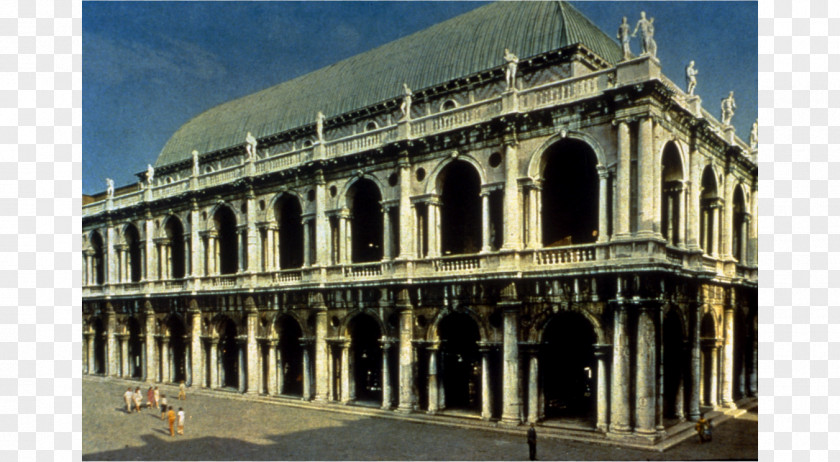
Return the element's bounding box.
[499,416,522,427]
[609,424,632,434]
[395,405,414,414]
[721,401,737,409]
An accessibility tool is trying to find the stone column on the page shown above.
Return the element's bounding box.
[689,305,701,420]
[480,191,492,253]
[427,199,441,258]
[687,148,701,250]
[190,202,201,277]
[190,309,202,388]
[245,304,259,394]
[749,333,758,397]
[594,344,611,432]
[750,185,758,266]
[237,228,246,273]
[741,215,750,264]
[144,215,156,281]
[527,185,540,248]
[277,341,285,395]
[105,309,117,377]
[610,300,631,433]
[87,332,97,374]
[237,337,247,393]
[381,339,392,410]
[302,218,312,267]
[185,340,192,387]
[635,306,656,436]
[502,138,522,250]
[161,336,170,383]
[616,121,631,236]
[118,334,128,377]
[397,154,416,259]
[382,206,393,260]
[315,170,328,266]
[106,224,117,285]
[711,203,721,257]
[677,184,686,246]
[144,303,157,382]
[500,283,522,425]
[338,212,350,264]
[638,117,656,235]
[313,294,329,402]
[396,289,416,412]
[268,340,278,396]
[209,339,219,388]
[722,169,734,258]
[479,344,492,420]
[526,345,539,424]
[246,190,258,272]
[302,339,313,400]
[340,341,351,403]
[266,225,276,271]
[721,307,735,408]
[709,344,720,407]
[597,166,609,243]
[427,343,439,414]
[82,333,90,374]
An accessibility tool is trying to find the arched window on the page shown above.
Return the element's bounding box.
[541,139,599,246]
[164,217,186,279]
[90,231,105,285]
[699,167,720,255]
[661,143,685,246]
[275,195,303,269]
[124,224,143,282]
[439,161,481,255]
[348,179,383,263]
[213,206,238,275]
[732,186,748,262]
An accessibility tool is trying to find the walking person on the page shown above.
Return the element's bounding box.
[527,423,537,460]
[695,414,713,443]
[153,387,160,410]
[177,407,185,435]
[133,387,143,412]
[160,394,168,420]
[147,386,155,410]
[178,381,186,400]
[123,388,134,414]
[167,406,177,437]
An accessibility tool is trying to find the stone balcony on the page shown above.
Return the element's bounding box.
[82,239,757,298]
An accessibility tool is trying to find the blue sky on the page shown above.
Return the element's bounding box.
[83,1,757,195]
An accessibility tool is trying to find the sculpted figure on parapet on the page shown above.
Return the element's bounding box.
[721,91,736,126]
[106,178,114,198]
[685,61,698,96]
[146,164,154,185]
[316,111,325,143]
[632,11,657,59]
[617,16,631,60]
[245,132,257,160]
[400,83,412,121]
[192,150,200,175]
[504,48,518,91]
[750,120,758,149]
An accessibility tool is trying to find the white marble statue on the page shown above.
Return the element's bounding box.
[106,178,114,198]
[617,16,631,60]
[192,150,200,175]
[685,61,698,96]
[400,83,412,120]
[632,11,657,58]
[750,120,758,148]
[504,48,518,91]
[146,164,154,185]
[245,132,257,160]
[316,111,325,142]
[721,91,736,126]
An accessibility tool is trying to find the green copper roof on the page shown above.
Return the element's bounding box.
[155,1,622,167]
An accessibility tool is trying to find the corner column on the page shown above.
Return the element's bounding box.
[634,305,657,437]
[313,293,329,402]
[427,342,440,414]
[721,307,736,408]
[610,299,631,433]
[502,137,522,250]
[594,344,611,432]
[479,343,492,420]
[397,153,416,259]
[381,339,393,410]
[396,289,416,412]
[500,282,522,425]
[616,120,631,236]
[190,308,202,388]
[525,344,539,424]
[638,116,656,235]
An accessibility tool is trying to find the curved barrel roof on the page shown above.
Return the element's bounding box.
[155,1,622,167]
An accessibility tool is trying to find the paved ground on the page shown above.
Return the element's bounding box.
[83,377,757,461]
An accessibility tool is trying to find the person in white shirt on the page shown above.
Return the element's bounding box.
[177,408,186,435]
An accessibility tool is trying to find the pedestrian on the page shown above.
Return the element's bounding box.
[177,407,185,435]
[527,423,537,460]
[147,386,155,410]
[123,388,134,414]
[179,381,186,400]
[695,414,713,443]
[153,386,160,410]
[160,394,168,420]
[167,405,177,437]
[133,387,143,412]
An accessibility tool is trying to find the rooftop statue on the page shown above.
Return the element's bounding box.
[146,164,154,185]
[750,120,758,149]
[106,178,114,198]
[721,91,736,126]
[632,11,657,59]
[245,132,257,160]
[192,150,200,175]
[617,16,631,60]
[316,111,325,143]
[504,48,518,91]
[400,83,412,121]
[685,61,698,96]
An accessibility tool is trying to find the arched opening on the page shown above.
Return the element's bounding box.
[661,143,684,246]
[124,224,143,282]
[166,316,187,383]
[277,316,303,397]
[700,312,718,405]
[164,217,186,279]
[732,187,747,262]
[440,161,481,255]
[127,317,143,378]
[700,167,720,255]
[92,318,106,374]
[438,312,481,412]
[90,232,105,285]
[276,195,303,269]
[214,207,238,275]
[348,314,382,403]
[732,309,747,400]
[348,179,383,263]
[663,310,686,421]
[219,318,239,389]
[541,311,596,422]
[541,139,599,246]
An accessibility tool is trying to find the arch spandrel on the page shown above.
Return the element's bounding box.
[265,190,305,223]
[340,174,388,208]
[210,313,241,338]
[526,130,606,180]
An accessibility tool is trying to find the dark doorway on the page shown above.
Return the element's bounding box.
[124,225,143,282]
[349,314,382,402]
[93,318,106,374]
[732,187,747,262]
[438,312,481,412]
[440,161,482,255]
[663,311,685,418]
[164,217,186,279]
[541,139,599,246]
[700,167,719,254]
[541,312,596,421]
[168,317,187,383]
[278,196,304,269]
[278,316,303,396]
[661,142,684,246]
[214,207,238,275]
[127,317,143,378]
[700,312,717,405]
[219,318,239,389]
[91,232,105,285]
[349,179,383,263]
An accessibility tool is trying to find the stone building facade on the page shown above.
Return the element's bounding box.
[82,2,757,444]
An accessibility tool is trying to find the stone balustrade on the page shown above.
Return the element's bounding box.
[533,245,596,265]
[153,178,190,198]
[111,190,144,209]
[343,263,384,278]
[433,255,482,273]
[521,70,613,110]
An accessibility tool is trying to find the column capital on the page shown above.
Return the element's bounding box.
[596,164,610,179]
[593,344,613,358]
[299,336,315,347]
[379,338,395,349]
